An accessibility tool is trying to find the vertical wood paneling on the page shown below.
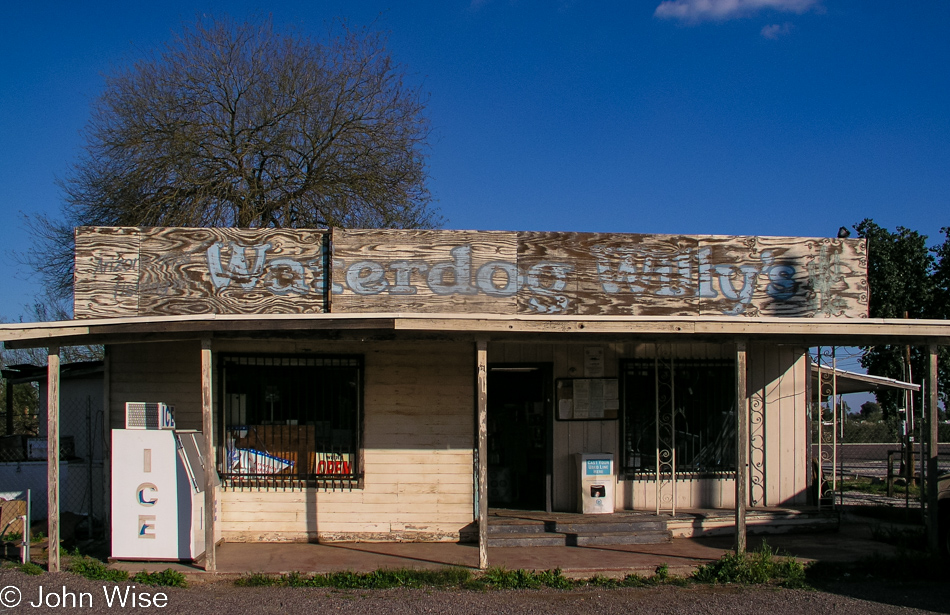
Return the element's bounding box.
[108,341,203,430]
[752,344,808,507]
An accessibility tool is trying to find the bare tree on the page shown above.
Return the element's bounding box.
[25,17,441,304]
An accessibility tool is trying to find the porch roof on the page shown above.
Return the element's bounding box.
[810,363,920,395]
[2,312,950,349]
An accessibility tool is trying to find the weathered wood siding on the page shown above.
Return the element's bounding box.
[105,335,808,541]
[107,342,203,431]
[212,340,475,542]
[489,341,809,512]
[76,226,868,319]
[750,343,809,507]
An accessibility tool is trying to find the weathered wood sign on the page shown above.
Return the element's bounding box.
[75,227,329,318]
[73,226,868,319]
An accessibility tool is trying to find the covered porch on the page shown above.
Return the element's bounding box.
[1,312,947,572]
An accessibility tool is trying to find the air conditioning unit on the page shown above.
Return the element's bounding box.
[125,402,176,430]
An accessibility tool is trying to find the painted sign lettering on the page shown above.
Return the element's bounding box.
[73,227,868,319]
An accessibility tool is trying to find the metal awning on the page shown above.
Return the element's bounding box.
[810,363,920,396]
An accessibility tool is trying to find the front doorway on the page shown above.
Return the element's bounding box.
[487,364,552,511]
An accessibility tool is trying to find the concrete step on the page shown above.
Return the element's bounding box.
[487,520,552,535]
[569,530,673,546]
[487,532,571,547]
[554,520,666,534]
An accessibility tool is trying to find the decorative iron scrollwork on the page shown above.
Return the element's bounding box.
[655,344,676,515]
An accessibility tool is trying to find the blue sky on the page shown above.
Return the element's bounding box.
[1,0,948,379]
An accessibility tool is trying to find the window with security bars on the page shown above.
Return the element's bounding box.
[221,354,362,487]
[621,358,736,476]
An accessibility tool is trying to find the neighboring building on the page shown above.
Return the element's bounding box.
[1,226,947,568]
[0,361,104,525]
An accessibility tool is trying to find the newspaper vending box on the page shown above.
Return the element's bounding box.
[576,453,614,514]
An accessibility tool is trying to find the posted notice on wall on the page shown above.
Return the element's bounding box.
[556,378,619,420]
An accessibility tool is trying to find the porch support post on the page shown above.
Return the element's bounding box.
[735,341,748,555]
[47,345,61,572]
[201,339,216,572]
[476,338,489,570]
[926,345,939,553]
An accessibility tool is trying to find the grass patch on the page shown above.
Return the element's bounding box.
[66,556,129,583]
[65,556,186,587]
[841,476,920,499]
[692,542,807,588]
[236,567,475,589]
[234,565,688,591]
[16,562,45,576]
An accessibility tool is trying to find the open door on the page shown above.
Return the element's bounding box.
[487,365,552,511]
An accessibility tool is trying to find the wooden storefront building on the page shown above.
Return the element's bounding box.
[2,226,948,571]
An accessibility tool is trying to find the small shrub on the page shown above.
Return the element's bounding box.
[533,568,574,589]
[130,569,188,588]
[619,573,647,587]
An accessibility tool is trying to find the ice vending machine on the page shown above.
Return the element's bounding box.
[112,416,219,560]
[576,453,615,514]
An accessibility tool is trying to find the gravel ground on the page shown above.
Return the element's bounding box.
[2,568,949,615]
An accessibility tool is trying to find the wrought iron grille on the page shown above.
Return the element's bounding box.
[621,358,737,478]
[220,354,363,489]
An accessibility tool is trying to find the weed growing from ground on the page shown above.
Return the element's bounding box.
[63,555,185,587]
[692,542,806,588]
[66,557,129,583]
[130,569,188,588]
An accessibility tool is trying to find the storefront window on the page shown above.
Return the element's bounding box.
[621,359,736,476]
[221,354,362,487]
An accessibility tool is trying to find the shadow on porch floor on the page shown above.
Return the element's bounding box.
[108,509,899,580]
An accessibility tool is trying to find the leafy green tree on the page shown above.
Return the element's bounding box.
[24,16,441,306]
[859,401,882,421]
[854,219,949,415]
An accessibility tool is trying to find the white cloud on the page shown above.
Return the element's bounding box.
[655,0,819,23]
[761,22,794,39]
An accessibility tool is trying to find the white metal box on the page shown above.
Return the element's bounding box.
[576,453,615,514]
[111,429,218,561]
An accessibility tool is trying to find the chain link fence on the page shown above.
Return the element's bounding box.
[811,414,950,512]
[0,394,106,541]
